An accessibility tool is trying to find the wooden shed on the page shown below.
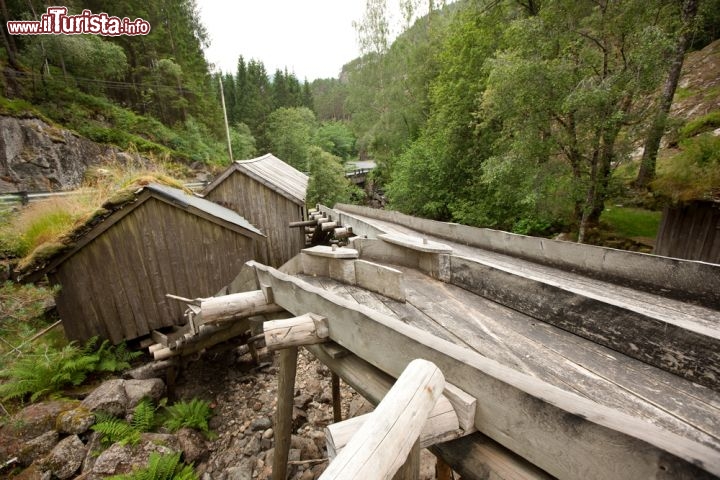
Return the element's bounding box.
[203,153,308,267]
[654,200,720,264]
[22,183,265,344]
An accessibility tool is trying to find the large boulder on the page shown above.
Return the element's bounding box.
[38,434,86,479]
[90,433,181,477]
[0,400,79,459]
[124,378,165,409]
[16,431,59,467]
[81,379,128,417]
[56,406,95,434]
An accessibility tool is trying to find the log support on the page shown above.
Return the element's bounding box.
[320,359,445,480]
[264,313,329,350]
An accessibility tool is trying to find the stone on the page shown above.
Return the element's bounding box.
[81,432,102,474]
[55,406,95,434]
[244,434,261,456]
[0,116,148,193]
[291,435,321,461]
[17,431,59,466]
[293,393,312,409]
[124,378,166,409]
[176,427,209,464]
[39,434,86,479]
[0,400,79,459]
[262,428,274,440]
[249,417,272,431]
[12,463,52,480]
[224,458,254,480]
[92,434,179,477]
[81,379,128,417]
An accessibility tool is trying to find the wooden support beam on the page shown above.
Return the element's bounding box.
[393,441,419,480]
[274,347,298,480]
[320,359,445,480]
[305,343,549,480]
[326,394,461,459]
[251,262,720,480]
[199,290,284,324]
[264,313,329,350]
[334,227,353,239]
[321,221,339,231]
[290,219,320,228]
[152,318,252,360]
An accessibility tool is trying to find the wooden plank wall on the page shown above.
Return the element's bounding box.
[51,198,257,344]
[655,201,720,264]
[205,171,305,267]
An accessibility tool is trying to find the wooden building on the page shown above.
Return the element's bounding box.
[23,183,265,344]
[203,153,308,267]
[654,200,720,264]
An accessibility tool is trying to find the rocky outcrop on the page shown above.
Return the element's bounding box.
[0,115,145,193]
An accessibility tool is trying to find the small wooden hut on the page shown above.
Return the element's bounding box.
[203,153,308,267]
[654,200,720,263]
[22,183,265,344]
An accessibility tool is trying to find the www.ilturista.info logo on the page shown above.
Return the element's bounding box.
[7,7,151,36]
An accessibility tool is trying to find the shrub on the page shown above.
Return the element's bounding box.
[679,111,720,139]
[92,398,157,446]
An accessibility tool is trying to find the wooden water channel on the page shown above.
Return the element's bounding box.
[148,204,720,480]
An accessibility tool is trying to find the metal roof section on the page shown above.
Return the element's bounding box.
[145,183,264,237]
[234,153,308,206]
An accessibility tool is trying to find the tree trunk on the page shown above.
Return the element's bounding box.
[0,0,20,70]
[636,0,699,188]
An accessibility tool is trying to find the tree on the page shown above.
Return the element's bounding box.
[306,146,361,207]
[315,121,357,160]
[230,122,257,160]
[481,0,673,241]
[264,107,317,170]
[636,0,700,188]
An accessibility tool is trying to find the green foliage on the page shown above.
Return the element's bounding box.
[306,147,363,208]
[601,207,661,239]
[229,123,257,161]
[92,399,156,447]
[264,107,318,170]
[92,412,142,447]
[679,111,720,139]
[162,398,213,435]
[109,452,198,480]
[0,337,140,402]
[315,122,357,160]
[653,134,720,201]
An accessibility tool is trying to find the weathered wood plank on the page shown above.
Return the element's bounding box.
[449,255,720,390]
[252,262,719,480]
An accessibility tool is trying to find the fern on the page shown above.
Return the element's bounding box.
[0,337,141,401]
[109,452,198,480]
[92,399,157,447]
[162,399,212,435]
[131,398,157,432]
[91,415,141,446]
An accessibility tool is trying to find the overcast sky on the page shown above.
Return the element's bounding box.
[197,0,371,81]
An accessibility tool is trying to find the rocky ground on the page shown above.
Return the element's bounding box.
[174,342,437,480]
[0,338,438,480]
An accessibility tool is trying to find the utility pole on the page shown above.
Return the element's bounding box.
[219,75,233,162]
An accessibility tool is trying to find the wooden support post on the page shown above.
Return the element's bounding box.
[393,441,420,480]
[319,359,445,480]
[321,221,338,231]
[274,347,298,480]
[435,455,452,480]
[331,372,342,423]
[264,313,329,350]
[289,219,320,228]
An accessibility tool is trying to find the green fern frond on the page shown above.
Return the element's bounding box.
[163,399,213,434]
[109,452,198,480]
[91,416,140,446]
[131,398,157,433]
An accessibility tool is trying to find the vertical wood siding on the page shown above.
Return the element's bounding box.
[205,171,305,267]
[655,201,720,264]
[50,197,257,344]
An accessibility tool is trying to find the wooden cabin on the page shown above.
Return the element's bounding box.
[202,153,308,267]
[654,200,720,263]
[23,183,265,344]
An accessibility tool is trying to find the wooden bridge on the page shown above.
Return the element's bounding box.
[150,203,720,480]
